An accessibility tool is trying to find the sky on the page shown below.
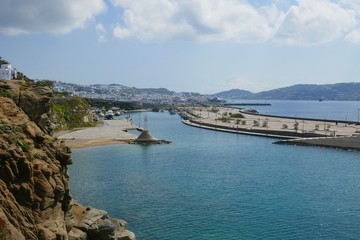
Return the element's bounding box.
[1,0,360,94]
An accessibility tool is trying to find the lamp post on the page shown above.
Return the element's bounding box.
[358,108,359,123]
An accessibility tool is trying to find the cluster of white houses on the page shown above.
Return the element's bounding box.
[0,61,17,80]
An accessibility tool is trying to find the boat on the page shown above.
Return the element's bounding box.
[105,110,114,119]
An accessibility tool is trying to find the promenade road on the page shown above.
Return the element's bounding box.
[184,106,360,137]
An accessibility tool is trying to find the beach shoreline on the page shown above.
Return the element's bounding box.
[55,118,138,149]
[61,138,130,149]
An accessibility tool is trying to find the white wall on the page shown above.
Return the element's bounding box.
[0,64,17,80]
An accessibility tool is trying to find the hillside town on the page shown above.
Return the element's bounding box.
[0,57,220,105]
[52,81,221,105]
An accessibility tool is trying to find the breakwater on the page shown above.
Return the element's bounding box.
[181,106,360,151]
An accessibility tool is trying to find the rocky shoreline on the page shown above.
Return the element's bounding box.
[0,80,135,239]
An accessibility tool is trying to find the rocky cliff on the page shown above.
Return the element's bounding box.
[0,80,135,240]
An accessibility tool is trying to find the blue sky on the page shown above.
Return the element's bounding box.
[1,0,360,94]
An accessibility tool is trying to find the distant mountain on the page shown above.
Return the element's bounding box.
[137,88,175,95]
[213,89,253,99]
[214,82,360,101]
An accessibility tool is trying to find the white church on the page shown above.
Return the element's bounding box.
[0,61,17,80]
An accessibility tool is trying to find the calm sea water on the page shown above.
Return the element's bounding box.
[228,100,360,121]
[70,102,360,239]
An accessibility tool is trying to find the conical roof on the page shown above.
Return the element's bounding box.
[135,129,158,142]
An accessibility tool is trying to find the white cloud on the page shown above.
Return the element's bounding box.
[111,0,274,43]
[0,0,107,35]
[338,0,360,14]
[345,28,360,43]
[96,23,107,42]
[110,0,360,45]
[274,0,356,46]
[2,0,360,46]
[113,26,133,39]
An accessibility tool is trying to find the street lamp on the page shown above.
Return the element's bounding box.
[358,108,359,123]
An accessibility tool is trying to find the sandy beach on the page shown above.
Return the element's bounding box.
[55,118,139,149]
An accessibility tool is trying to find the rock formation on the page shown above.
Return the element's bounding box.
[0,80,135,240]
[0,80,54,135]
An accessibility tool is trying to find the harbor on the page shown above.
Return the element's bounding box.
[70,111,360,239]
[55,105,360,151]
[181,106,360,151]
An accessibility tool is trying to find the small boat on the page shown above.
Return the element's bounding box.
[105,110,114,119]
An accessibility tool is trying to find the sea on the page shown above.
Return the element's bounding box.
[69,100,360,240]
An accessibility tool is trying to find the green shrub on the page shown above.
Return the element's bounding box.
[53,97,96,130]
[0,88,12,98]
[229,113,244,118]
[262,121,268,127]
[20,140,30,152]
[208,108,219,113]
[216,117,230,123]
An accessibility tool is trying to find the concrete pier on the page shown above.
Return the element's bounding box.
[181,106,360,151]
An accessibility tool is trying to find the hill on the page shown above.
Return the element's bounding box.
[212,89,253,99]
[214,82,360,101]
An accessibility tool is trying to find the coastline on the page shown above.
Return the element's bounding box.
[55,107,360,151]
[55,118,138,149]
[61,139,131,149]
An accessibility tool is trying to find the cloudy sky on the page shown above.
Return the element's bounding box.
[0,0,360,93]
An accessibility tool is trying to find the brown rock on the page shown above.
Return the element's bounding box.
[0,81,135,240]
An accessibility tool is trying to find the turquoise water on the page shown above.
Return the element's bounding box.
[70,109,360,239]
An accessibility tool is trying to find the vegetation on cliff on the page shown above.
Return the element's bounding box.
[53,97,96,130]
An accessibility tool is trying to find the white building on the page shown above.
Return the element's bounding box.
[0,63,17,80]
